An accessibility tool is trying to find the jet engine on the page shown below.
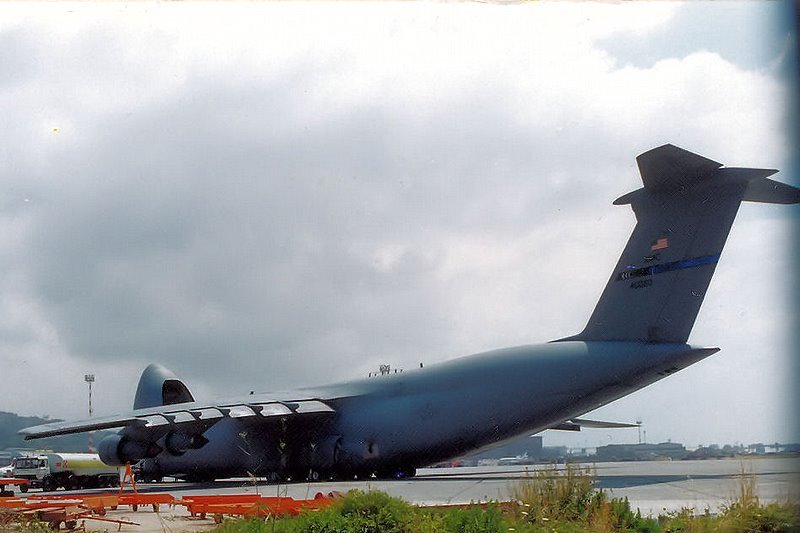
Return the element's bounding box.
[98,434,162,467]
[164,431,209,456]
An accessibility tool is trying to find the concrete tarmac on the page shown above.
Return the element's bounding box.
[12,456,799,531]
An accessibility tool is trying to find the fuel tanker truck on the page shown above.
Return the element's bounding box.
[12,453,120,492]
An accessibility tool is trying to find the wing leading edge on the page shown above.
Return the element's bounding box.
[20,397,335,440]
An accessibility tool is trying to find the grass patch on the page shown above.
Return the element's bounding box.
[214,490,416,532]
[213,464,799,532]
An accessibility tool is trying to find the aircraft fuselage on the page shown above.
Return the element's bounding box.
[139,341,715,481]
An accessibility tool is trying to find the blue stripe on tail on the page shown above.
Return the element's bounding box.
[616,254,721,282]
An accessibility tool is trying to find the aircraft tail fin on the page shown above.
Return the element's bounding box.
[560,144,799,344]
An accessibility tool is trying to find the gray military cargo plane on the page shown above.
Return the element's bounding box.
[21,144,800,482]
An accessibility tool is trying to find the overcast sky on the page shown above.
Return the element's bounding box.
[1,2,797,449]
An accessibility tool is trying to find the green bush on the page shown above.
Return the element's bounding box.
[716,501,800,532]
[441,503,504,533]
[282,489,414,533]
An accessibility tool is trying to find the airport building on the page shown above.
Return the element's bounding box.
[595,442,687,461]
[456,436,569,465]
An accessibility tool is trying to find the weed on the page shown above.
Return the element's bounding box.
[509,464,597,523]
[8,516,60,533]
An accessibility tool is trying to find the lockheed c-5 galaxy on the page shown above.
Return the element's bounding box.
[22,144,800,482]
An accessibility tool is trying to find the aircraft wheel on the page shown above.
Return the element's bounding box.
[284,469,304,483]
[377,466,416,479]
[399,466,416,478]
[185,474,214,483]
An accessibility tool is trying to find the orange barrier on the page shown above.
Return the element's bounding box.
[1,498,83,510]
[0,478,29,497]
[1,483,340,528]
[0,479,29,487]
[178,491,339,520]
[119,492,175,511]
[178,493,266,518]
[37,491,176,512]
[0,498,140,530]
[29,493,121,514]
[104,462,175,511]
[0,498,26,509]
[179,493,263,504]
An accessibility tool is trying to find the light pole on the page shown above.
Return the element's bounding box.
[85,374,95,451]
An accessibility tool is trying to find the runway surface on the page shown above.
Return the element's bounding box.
[12,456,800,531]
[149,456,800,512]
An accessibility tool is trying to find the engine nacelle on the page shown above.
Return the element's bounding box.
[164,431,209,456]
[98,434,163,466]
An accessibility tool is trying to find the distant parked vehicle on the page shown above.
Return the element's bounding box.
[12,453,120,492]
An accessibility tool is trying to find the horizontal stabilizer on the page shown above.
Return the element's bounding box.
[548,418,640,432]
[743,175,800,204]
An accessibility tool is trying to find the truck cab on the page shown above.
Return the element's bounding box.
[11,456,50,492]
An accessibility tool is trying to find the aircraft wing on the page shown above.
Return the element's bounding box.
[547,418,640,432]
[20,396,335,440]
